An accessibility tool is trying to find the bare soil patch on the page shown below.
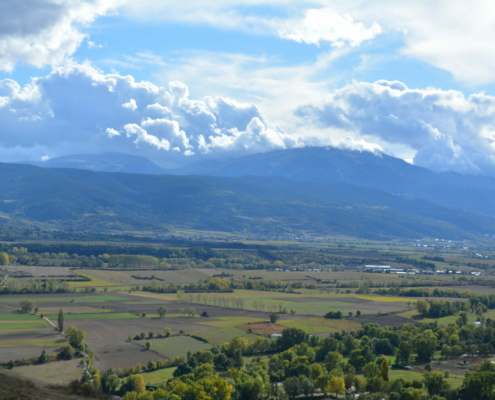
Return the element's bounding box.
[92,340,163,371]
[354,313,414,326]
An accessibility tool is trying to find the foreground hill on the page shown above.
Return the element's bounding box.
[0,163,494,240]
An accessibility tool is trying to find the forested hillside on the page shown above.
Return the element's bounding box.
[0,163,494,240]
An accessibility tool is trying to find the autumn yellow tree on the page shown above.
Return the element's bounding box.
[327,376,345,397]
[0,252,9,265]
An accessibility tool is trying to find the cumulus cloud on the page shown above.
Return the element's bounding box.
[122,99,138,111]
[106,127,120,138]
[0,62,301,166]
[0,0,120,71]
[296,80,495,175]
[276,9,381,47]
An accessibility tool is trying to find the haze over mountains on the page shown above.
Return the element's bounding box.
[6,147,495,240]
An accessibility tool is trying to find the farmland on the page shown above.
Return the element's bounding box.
[1,238,495,399]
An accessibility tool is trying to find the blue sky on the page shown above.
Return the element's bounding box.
[2,0,495,175]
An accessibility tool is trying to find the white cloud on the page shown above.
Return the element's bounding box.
[276,9,381,47]
[296,80,495,175]
[106,127,120,137]
[0,0,121,72]
[122,98,138,111]
[121,0,495,85]
[0,62,305,166]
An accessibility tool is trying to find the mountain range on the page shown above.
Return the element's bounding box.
[11,147,495,240]
[23,148,495,216]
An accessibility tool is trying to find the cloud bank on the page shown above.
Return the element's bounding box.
[0,63,300,166]
[296,80,495,175]
[0,0,120,72]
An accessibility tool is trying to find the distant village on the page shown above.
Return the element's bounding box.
[363,265,482,276]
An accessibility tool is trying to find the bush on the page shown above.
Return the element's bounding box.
[325,311,343,319]
[58,345,75,360]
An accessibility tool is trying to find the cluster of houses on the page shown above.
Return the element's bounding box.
[364,265,419,274]
[364,265,483,275]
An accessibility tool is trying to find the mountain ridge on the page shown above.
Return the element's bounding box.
[0,162,493,240]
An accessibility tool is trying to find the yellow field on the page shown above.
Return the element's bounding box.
[68,271,118,287]
[356,295,412,303]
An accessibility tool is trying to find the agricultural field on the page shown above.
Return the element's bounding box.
[141,367,175,385]
[0,311,66,362]
[148,336,212,359]
[2,266,75,277]
[68,271,118,287]
[9,359,83,385]
[0,240,494,398]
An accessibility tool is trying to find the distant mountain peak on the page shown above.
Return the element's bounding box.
[18,152,168,175]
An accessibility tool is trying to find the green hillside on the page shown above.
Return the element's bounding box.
[0,163,494,240]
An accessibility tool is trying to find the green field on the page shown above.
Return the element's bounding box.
[46,313,140,320]
[149,336,212,358]
[0,295,125,303]
[0,313,42,321]
[0,338,66,347]
[199,316,267,328]
[0,321,47,330]
[389,368,465,389]
[278,317,361,333]
[191,327,259,346]
[141,368,175,385]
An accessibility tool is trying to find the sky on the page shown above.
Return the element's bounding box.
[1,1,495,174]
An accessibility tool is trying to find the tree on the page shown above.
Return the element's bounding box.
[414,336,436,363]
[145,341,151,350]
[299,376,315,397]
[395,341,413,364]
[233,348,244,368]
[19,299,36,312]
[416,300,430,316]
[278,328,308,350]
[38,350,48,364]
[157,306,168,318]
[269,313,279,323]
[325,351,343,371]
[127,374,146,394]
[380,357,389,381]
[456,312,468,327]
[423,371,450,396]
[105,374,122,393]
[363,362,380,379]
[65,325,86,348]
[164,327,172,337]
[0,252,9,265]
[283,377,301,399]
[57,308,64,333]
[327,376,345,397]
[356,310,361,317]
[58,344,75,360]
